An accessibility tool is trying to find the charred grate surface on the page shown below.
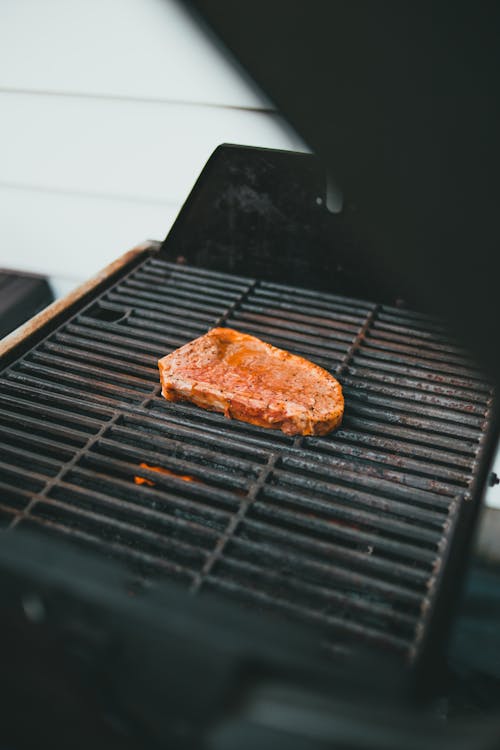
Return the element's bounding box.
[0,254,494,661]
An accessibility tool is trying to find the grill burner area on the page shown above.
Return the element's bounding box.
[0,253,494,664]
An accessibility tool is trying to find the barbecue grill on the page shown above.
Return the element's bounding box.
[3,1,500,745]
[1,143,498,749]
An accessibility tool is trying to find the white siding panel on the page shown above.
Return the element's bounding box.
[0,0,267,109]
[0,185,179,282]
[0,93,307,205]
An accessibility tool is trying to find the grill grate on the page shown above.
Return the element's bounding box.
[0,253,494,661]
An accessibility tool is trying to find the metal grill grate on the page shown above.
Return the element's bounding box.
[0,254,494,661]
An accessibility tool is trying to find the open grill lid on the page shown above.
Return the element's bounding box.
[184,1,500,383]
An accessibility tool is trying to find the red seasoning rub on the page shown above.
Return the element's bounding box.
[158,328,344,436]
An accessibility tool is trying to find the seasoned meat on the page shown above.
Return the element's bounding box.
[158,327,344,436]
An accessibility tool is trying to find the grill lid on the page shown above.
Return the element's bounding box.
[185,1,500,382]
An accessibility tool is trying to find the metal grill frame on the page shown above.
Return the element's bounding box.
[0,147,498,684]
[0,243,497,676]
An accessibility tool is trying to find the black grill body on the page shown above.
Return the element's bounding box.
[0,269,53,338]
[0,145,498,747]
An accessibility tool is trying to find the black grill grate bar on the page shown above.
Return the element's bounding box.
[250,292,370,323]
[132,270,249,301]
[12,358,149,400]
[68,465,240,518]
[345,402,482,441]
[0,481,36,501]
[138,258,252,286]
[54,331,159,368]
[238,518,432,587]
[100,426,263,474]
[0,441,65,476]
[303,438,470,485]
[9,364,151,405]
[1,427,76,463]
[82,450,251,492]
[44,341,158,378]
[0,384,111,427]
[223,541,424,611]
[121,412,469,485]
[344,388,485,428]
[65,322,188,356]
[107,297,210,329]
[0,408,90,446]
[105,290,218,323]
[345,365,490,404]
[123,275,243,311]
[19,516,197,584]
[369,327,471,358]
[341,416,477,456]
[363,337,479,370]
[150,257,254,284]
[190,451,279,593]
[238,304,362,334]
[229,309,357,344]
[281,452,468,500]
[351,354,491,393]
[114,278,231,316]
[204,576,411,654]
[51,482,423,615]
[0,461,49,492]
[272,474,452,544]
[122,303,218,329]
[354,346,486,382]
[259,485,445,547]
[30,499,210,566]
[75,315,197,348]
[214,554,418,633]
[330,428,473,469]
[277,455,454,507]
[75,319,198,359]
[112,420,270,463]
[6,409,118,532]
[241,298,368,326]
[107,424,267,471]
[225,317,352,354]
[378,307,450,329]
[0,507,21,525]
[259,280,374,311]
[124,315,209,339]
[47,483,221,548]
[371,319,464,345]
[0,484,32,511]
[29,350,156,390]
[250,500,437,566]
[342,375,488,417]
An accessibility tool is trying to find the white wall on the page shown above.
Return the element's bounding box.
[0,0,307,296]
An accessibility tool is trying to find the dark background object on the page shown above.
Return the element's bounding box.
[185,0,500,383]
[0,270,53,338]
[1,530,500,749]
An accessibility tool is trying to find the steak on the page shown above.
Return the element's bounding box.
[158,328,344,436]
